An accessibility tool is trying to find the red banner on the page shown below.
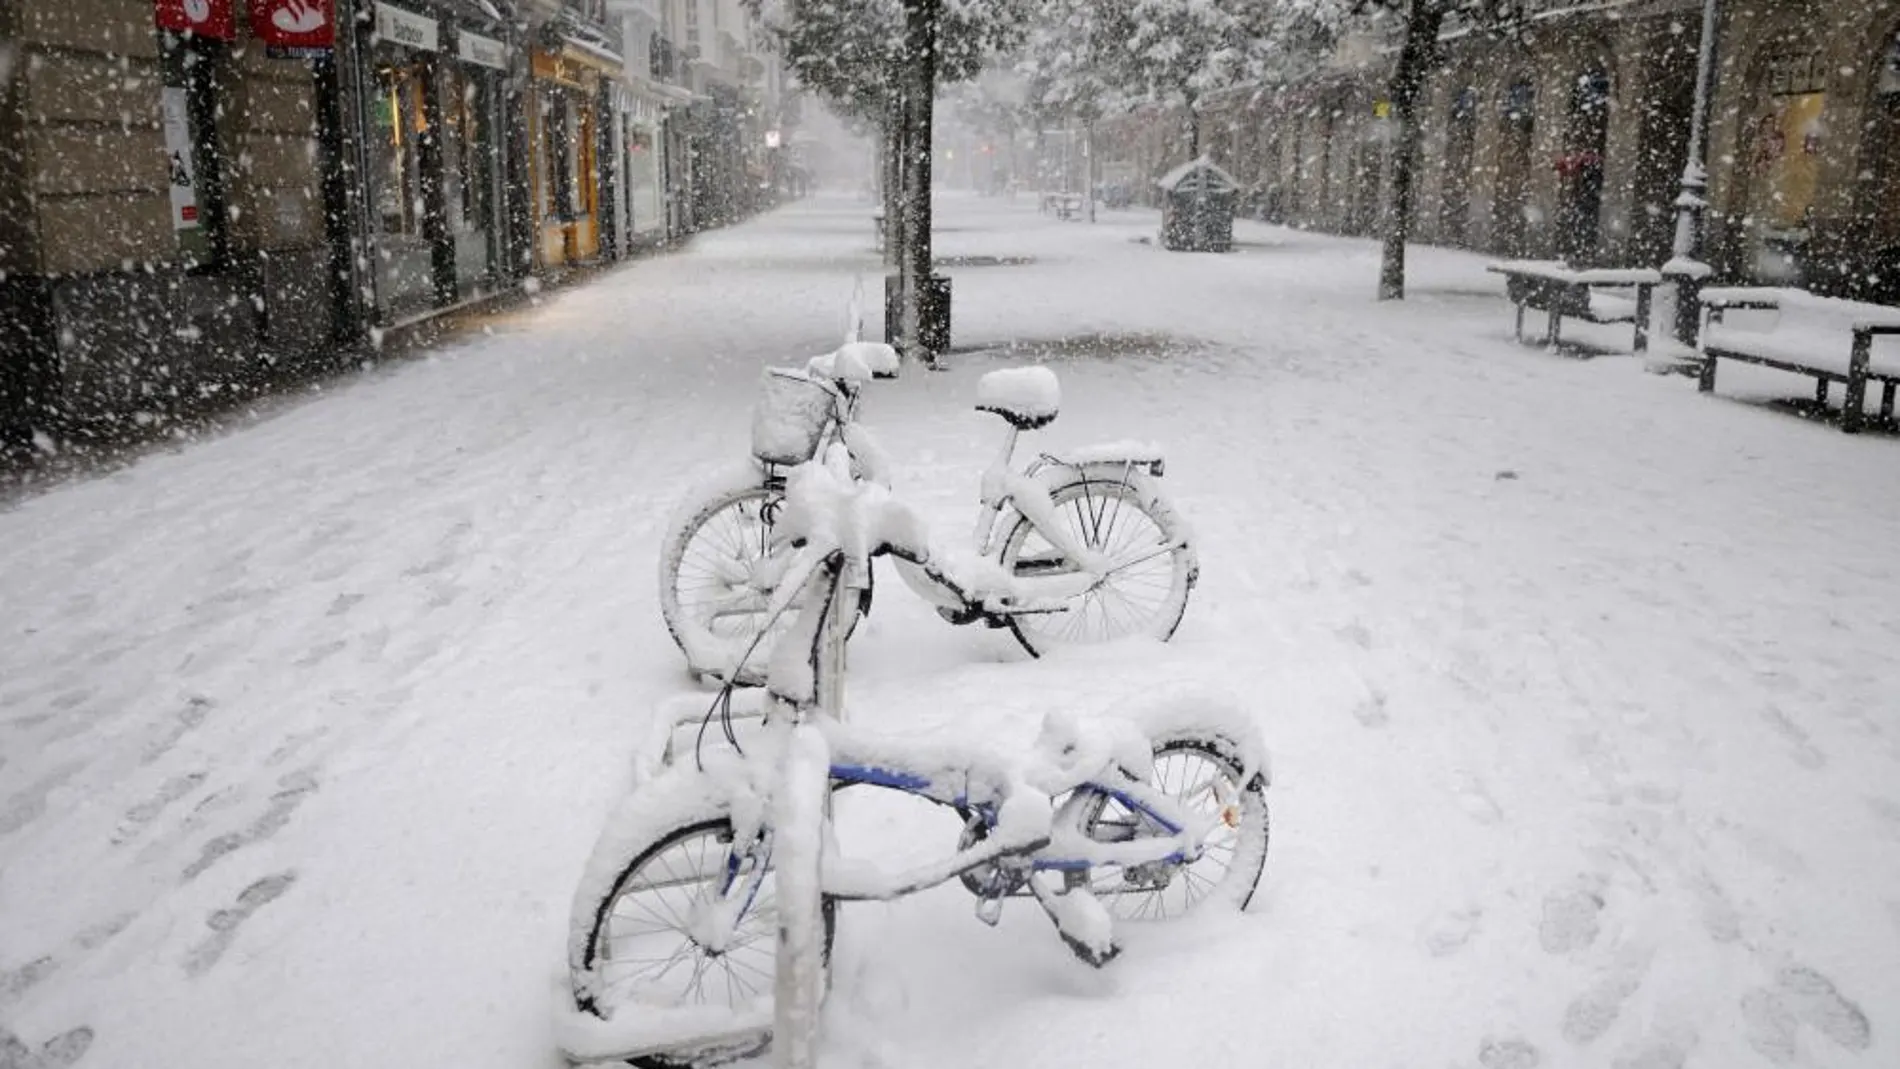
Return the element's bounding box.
[154,0,237,40]
[249,0,335,51]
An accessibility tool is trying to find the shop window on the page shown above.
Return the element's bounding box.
[159,32,228,270]
[1746,42,1827,232]
[443,68,490,233]
[370,61,430,237]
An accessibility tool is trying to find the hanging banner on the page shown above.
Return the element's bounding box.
[456,30,506,69]
[250,0,334,55]
[161,87,201,230]
[155,0,237,40]
[374,3,438,51]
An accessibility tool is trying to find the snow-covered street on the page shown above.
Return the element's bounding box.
[4,193,1898,1069]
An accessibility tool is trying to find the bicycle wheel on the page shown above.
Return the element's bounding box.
[995,473,1195,656]
[571,816,837,1068]
[659,470,869,685]
[1066,735,1269,921]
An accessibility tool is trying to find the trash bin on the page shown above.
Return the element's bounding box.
[1155,156,1239,253]
[883,272,951,356]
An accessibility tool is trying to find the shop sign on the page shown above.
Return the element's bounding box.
[161,87,201,230]
[250,0,334,55]
[375,3,439,51]
[154,0,236,40]
[531,49,589,89]
[457,31,506,69]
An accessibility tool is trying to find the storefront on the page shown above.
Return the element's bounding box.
[359,0,513,322]
[529,47,621,269]
[1739,35,1829,283]
[607,86,667,253]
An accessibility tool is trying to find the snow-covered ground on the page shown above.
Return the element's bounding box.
[4,193,1898,1069]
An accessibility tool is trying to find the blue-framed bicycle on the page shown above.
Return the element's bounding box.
[556,449,1271,1068]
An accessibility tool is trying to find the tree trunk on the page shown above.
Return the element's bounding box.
[1378,4,1445,302]
[898,0,938,365]
[883,94,904,267]
[1185,98,1200,159]
[1085,120,1097,223]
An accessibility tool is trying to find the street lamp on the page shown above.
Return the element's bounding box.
[1655,0,1720,371]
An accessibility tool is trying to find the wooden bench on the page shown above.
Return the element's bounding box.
[1697,287,1900,434]
[1486,260,1661,355]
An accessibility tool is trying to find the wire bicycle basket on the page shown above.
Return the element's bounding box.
[751,368,836,467]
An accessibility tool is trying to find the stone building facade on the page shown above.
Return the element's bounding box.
[1098,0,1900,305]
[0,0,792,453]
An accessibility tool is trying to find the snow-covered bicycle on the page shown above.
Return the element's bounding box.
[659,344,1199,685]
[559,451,1270,1067]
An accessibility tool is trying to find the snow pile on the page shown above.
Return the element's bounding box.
[975,367,1061,422]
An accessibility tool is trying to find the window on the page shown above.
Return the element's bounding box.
[1747,41,1828,231]
[159,32,228,269]
[1764,46,1824,97]
[369,60,429,237]
[443,67,490,232]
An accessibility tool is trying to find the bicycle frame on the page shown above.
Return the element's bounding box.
[699,546,1214,948]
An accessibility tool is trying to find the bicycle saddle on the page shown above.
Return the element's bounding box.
[975,367,1060,430]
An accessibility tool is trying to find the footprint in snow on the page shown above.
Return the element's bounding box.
[0,1025,93,1069]
[1351,689,1389,729]
[1477,1035,1540,1068]
[182,871,298,977]
[1612,1022,1698,1069]
[0,955,56,1000]
[139,696,214,766]
[1539,876,1607,955]
[113,771,208,844]
[1562,942,1653,1046]
[1421,905,1483,957]
[181,770,318,882]
[1741,964,1872,1062]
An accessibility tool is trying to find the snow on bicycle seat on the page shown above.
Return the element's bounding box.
[975,366,1060,430]
[837,340,900,379]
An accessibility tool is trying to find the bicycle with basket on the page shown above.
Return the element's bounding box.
[658,341,1200,686]
[559,446,1270,1067]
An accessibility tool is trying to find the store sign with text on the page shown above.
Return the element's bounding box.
[375,3,438,51]
[250,0,334,55]
[154,0,236,40]
[457,31,506,69]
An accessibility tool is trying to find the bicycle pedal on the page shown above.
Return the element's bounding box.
[974,894,1005,927]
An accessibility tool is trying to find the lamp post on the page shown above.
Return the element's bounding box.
[1655,0,1720,370]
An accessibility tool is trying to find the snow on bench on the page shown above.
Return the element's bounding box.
[1486,260,1662,356]
[1697,287,1900,434]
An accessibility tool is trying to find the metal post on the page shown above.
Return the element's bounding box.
[1656,0,1720,369]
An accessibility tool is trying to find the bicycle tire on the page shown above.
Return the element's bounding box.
[995,473,1195,657]
[1066,734,1269,920]
[658,469,869,685]
[571,812,838,1068]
